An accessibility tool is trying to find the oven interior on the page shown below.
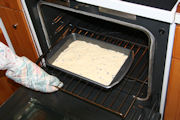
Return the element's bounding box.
[39,4,152,118]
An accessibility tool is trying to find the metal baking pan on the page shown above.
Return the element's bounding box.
[46,33,134,89]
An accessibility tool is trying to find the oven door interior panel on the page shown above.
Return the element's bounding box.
[8,0,171,119]
[0,87,160,120]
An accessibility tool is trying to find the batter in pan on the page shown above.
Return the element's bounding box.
[52,40,128,86]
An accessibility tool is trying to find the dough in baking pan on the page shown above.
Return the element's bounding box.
[52,40,128,86]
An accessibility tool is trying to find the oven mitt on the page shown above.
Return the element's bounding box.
[0,42,63,93]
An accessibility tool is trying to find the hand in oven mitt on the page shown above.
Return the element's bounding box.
[0,42,63,93]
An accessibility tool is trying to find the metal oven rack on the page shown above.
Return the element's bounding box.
[44,15,149,119]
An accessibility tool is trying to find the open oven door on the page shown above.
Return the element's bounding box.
[0,87,160,120]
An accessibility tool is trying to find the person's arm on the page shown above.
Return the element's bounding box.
[0,42,63,93]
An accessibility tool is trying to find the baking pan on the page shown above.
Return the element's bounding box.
[46,33,134,89]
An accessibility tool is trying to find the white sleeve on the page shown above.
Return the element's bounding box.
[0,42,18,70]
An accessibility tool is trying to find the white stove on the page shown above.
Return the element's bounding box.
[20,0,180,119]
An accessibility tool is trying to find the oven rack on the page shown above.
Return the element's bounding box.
[44,19,150,118]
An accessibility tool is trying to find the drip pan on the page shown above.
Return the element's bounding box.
[46,33,134,89]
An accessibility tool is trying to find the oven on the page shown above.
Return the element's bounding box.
[0,0,179,120]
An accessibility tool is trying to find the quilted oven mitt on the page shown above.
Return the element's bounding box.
[0,42,63,93]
